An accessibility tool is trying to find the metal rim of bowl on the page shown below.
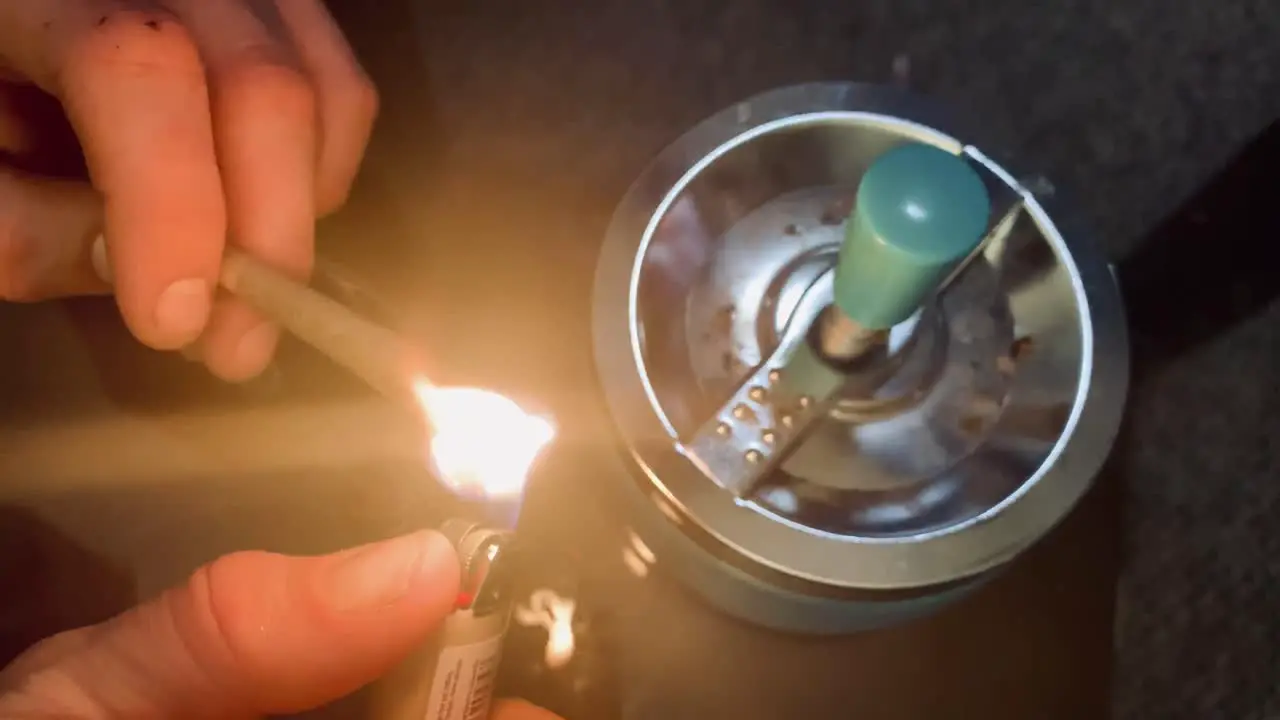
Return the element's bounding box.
[592,82,1129,591]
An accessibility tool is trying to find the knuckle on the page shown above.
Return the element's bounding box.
[318,179,351,214]
[220,56,316,124]
[181,553,270,686]
[338,70,380,126]
[318,167,355,212]
[0,235,38,302]
[319,183,350,214]
[0,173,39,303]
[0,664,93,711]
[0,627,94,683]
[64,11,204,89]
[317,74,378,212]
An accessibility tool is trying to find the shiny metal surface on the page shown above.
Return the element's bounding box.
[685,186,1021,514]
[758,260,1020,532]
[443,521,515,615]
[686,188,934,419]
[592,82,1129,591]
[678,269,860,499]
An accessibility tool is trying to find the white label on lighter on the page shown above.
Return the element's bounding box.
[423,636,502,720]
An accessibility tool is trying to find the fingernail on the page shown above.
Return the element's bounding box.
[321,531,452,612]
[154,279,211,344]
[224,323,279,381]
[90,234,112,285]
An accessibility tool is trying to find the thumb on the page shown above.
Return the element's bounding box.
[0,166,108,302]
[2,530,460,718]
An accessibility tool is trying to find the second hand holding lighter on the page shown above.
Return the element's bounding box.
[111,246,561,719]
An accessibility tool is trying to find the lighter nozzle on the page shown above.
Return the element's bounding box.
[439,520,515,615]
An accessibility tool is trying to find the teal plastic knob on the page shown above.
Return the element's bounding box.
[833,143,992,330]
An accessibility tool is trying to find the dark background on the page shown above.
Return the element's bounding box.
[0,0,1277,719]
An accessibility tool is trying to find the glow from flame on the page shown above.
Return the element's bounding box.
[514,589,577,669]
[412,380,556,501]
[545,612,576,668]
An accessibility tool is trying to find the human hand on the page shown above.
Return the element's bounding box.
[0,531,562,720]
[0,1,379,380]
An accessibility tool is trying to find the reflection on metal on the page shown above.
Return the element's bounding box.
[677,268,843,498]
[514,589,578,669]
[621,530,657,578]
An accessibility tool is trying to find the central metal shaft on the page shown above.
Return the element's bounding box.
[679,143,994,498]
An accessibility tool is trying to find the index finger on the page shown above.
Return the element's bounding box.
[3,2,225,349]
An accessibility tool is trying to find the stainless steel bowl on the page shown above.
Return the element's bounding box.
[592,82,1128,632]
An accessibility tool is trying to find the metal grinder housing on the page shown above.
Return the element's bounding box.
[591,82,1129,634]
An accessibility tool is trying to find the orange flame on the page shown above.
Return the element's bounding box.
[412,380,556,501]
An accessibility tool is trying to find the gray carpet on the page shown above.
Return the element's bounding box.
[1118,305,1279,720]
